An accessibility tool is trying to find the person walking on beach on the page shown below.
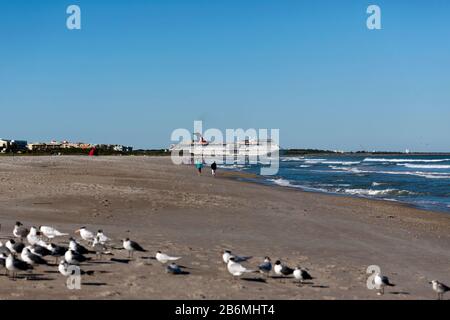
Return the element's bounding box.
[211,161,217,177]
[195,160,203,175]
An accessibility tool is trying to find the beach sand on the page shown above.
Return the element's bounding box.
[0,156,449,300]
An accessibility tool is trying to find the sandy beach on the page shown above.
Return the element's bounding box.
[0,156,449,300]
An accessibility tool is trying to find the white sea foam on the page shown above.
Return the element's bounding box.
[321,161,361,165]
[398,163,450,169]
[363,158,450,163]
[337,188,416,197]
[281,157,304,162]
[329,166,450,179]
[299,165,312,168]
[304,159,327,164]
[269,178,293,187]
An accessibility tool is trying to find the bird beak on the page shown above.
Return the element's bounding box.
[74,229,80,234]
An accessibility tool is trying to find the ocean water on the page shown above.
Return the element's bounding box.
[223,155,450,213]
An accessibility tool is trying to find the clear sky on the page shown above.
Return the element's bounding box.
[1,0,449,151]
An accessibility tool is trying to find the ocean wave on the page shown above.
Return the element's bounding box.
[321,161,361,165]
[329,166,450,179]
[281,157,304,162]
[268,178,293,187]
[304,159,327,164]
[398,163,450,169]
[337,188,416,197]
[299,165,312,168]
[363,158,450,163]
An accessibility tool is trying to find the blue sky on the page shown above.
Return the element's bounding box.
[1,0,449,151]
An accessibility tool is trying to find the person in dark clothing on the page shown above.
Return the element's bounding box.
[211,161,217,176]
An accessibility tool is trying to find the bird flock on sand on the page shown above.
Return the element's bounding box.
[0,222,449,300]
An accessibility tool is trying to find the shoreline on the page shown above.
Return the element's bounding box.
[0,156,449,299]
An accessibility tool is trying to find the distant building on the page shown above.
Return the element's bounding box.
[1,139,27,152]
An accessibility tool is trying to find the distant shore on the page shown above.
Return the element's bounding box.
[0,156,449,299]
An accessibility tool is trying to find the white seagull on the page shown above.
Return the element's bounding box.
[122,238,147,258]
[227,257,255,277]
[258,257,272,277]
[75,227,95,242]
[293,267,313,283]
[13,222,29,240]
[156,251,181,264]
[374,273,395,295]
[222,250,252,264]
[39,226,68,239]
[96,230,110,244]
[65,249,91,265]
[274,260,294,276]
[21,247,48,265]
[430,280,450,300]
[6,254,33,279]
[26,227,46,246]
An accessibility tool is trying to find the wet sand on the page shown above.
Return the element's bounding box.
[0,156,449,300]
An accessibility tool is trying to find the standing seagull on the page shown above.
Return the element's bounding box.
[5,240,25,254]
[258,257,272,277]
[156,251,181,264]
[293,267,313,284]
[430,280,450,300]
[69,238,91,255]
[21,247,48,265]
[5,254,33,279]
[47,243,68,263]
[374,273,395,295]
[222,250,252,264]
[227,257,255,277]
[274,260,294,277]
[92,236,112,259]
[166,263,183,275]
[75,227,95,243]
[26,227,44,246]
[13,222,29,240]
[39,226,68,239]
[122,238,147,258]
[96,230,110,244]
[65,249,91,265]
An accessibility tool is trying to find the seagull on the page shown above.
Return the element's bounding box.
[58,260,94,277]
[30,244,52,257]
[75,227,95,242]
[21,247,48,265]
[39,226,68,239]
[222,250,252,264]
[6,254,33,279]
[122,238,147,258]
[26,226,45,246]
[166,263,183,275]
[0,242,11,255]
[5,240,25,254]
[65,249,91,265]
[92,236,112,259]
[258,257,272,277]
[430,280,450,300]
[13,222,29,240]
[96,230,110,244]
[156,251,181,264]
[274,260,294,277]
[227,257,255,277]
[47,243,68,263]
[69,237,91,255]
[374,273,395,295]
[293,267,313,284]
